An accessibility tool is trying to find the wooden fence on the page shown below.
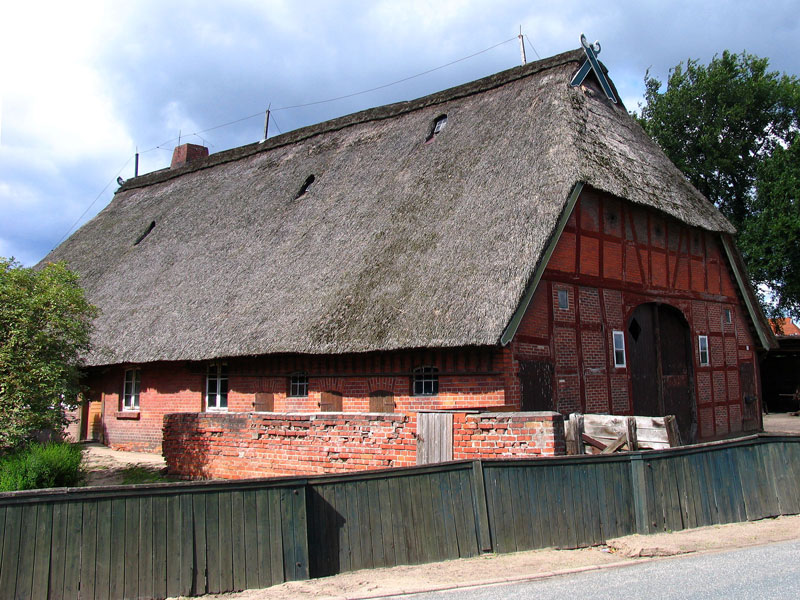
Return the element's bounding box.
[2,434,800,599]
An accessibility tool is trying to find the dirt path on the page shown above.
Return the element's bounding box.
[190,515,800,599]
[81,442,167,486]
[763,412,800,434]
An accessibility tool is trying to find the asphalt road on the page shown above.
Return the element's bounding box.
[393,539,800,600]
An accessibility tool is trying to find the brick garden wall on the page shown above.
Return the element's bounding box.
[163,411,565,479]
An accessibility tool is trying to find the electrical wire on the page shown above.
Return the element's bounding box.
[50,36,518,250]
[524,34,541,60]
[51,155,134,250]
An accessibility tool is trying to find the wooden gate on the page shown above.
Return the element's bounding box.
[416,412,453,465]
[628,303,696,444]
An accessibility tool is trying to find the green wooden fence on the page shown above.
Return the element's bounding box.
[2,434,800,599]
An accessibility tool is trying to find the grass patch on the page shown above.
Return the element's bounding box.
[120,465,171,485]
[0,442,85,491]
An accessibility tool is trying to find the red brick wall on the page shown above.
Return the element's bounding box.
[453,412,565,460]
[87,348,507,454]
[511,186,762,440]
[163,410,565,479]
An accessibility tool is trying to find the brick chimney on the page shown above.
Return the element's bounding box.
[170,143,209,169]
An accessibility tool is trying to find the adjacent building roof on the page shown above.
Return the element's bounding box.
[44,49,744,366]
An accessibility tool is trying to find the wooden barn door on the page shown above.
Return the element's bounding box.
[519,360,554,411]
[320,391,343,412]
[628,303,696,443]
[416,412,453,465]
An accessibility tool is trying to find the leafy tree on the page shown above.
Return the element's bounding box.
[0,258,97,450]
[637,51,800,317]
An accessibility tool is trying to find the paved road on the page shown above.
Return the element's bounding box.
[392,539,800,600]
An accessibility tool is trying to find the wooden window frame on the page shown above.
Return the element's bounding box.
[724,308,732,324]
[698,335,710,366]
[289,373,309,398]
[413,366,439,396]
[206,363,229,411]
[122,368,141,411]
[612,330,626,368]
[557,288,569,310]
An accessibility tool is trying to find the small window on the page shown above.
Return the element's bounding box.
[612,331,626,368]
[724,309,732,324]
[557,289,569,310]
[698,336,710,366]
[295,175,315,199]
[289,373,309,398]
[425,115,447,142]
[206,364,228,411]
[413,366,439,396]
[122,369,141,411]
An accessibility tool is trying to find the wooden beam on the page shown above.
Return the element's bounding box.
[601,433,628,454]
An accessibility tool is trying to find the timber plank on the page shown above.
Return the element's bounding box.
[254,490,271,589]
[166,495,184,597]
[426,473,448,561]
[585,463,604,544]
[205,493,221,593]
[192,494,208,595]
[738,446,760,521]
[779,443,800,514]
[0,506,5,581]
[664,459,684,531]
[217,492,234,591]
[332,484,350,574]
[306,487,323,577]
[268,490,286,588]
[280,488,298,581]
[94,500,112,600]
[564,465,582,547]
[180,494,194,597]
[31,503,53,600]
[151,495,168,600]
[323,484,343,576]
[608,461,626,538]
[677,456,697,530]
[723,448,746,523]
[79,501,98,600]
[124,497,140,600]
[356,480,375,569]
[447,470,470,558]
[15,503,38,600]
[706,450,725,523]
[470,461,492,553]
[694,452,715,526]
[715,448,736,524]
[411,474,433,564]
[231,491,247,591]
[547,465,566,548]
[367,480,386,568]
[344,481,364,570]
[526,466,550,548]
[592,462,612,542]
[377,478,396,566]
[758,445,781,518]
[1,505,22,599]
[138,497,153,600]
[393,477,414,566]
[508,467,533,550]
[63,502,83,600]
[437,471,459,559]
[482,468,501,552]
[243,490,260,588]
[292,486,309,581]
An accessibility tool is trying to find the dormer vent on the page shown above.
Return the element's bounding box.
[134,221,156,246]
[295,175,315,199]
[425,115,447,143]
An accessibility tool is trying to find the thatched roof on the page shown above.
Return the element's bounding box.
[44,49,741,367]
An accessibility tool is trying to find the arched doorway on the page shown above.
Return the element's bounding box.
[627,303,696,443]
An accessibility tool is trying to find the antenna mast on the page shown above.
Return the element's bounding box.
[518,26,527,65]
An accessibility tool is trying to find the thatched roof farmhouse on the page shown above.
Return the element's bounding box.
[49,48,774,455]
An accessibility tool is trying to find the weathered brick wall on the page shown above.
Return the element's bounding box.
[163,412,418,479]
[511,186,761,440]
[453,412,565,460]
[163,411,566,479]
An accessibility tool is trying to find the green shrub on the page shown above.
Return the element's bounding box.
[0,442,85,491]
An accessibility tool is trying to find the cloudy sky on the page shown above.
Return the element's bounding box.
[3,0,799,266]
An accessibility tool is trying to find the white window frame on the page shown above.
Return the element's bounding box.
[122,369,141,411]
[612,331,626,368]
[413,366,439,396]
[724,308,732,324]
[289,373,309,398]
[698,335,710,366]
[206,363,228,411]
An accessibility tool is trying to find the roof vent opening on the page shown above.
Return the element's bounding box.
[134,221,156,246]
[295,174,315,199]
[425,115,447,143]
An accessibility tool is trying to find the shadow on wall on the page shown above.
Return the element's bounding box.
[163,414,213,479]
[307,487,346,578]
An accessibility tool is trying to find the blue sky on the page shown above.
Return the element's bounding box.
[2,0,799,266]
